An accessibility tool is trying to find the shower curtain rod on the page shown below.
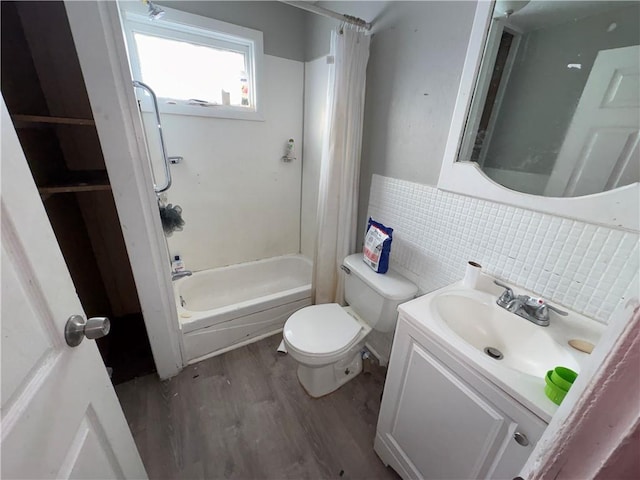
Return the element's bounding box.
[280,1,372,31]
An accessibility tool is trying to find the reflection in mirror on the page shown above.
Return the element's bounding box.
[459,0,639,197]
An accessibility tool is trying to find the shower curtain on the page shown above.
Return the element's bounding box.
[313,26,370,305]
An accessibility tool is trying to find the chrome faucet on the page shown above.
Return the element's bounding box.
[494,280,567,326]
[171,270,192,281]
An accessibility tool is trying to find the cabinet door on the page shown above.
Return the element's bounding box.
[487,419,545,480]
[385,339,510,479]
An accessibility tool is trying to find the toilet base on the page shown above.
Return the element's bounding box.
[297,347,364,398]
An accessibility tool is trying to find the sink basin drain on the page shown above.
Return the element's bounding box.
[484,346,504,360]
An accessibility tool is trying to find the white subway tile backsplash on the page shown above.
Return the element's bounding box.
[367,174,639,324]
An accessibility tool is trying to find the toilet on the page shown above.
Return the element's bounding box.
[283,253,418,397]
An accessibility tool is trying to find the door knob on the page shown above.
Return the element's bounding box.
[513,432,530,447]
[65,315,110,347]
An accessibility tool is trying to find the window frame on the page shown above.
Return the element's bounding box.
[120,3,264,121]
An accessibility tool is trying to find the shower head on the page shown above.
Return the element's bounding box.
[146,0,165,20]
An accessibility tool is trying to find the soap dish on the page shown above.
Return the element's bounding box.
[568,339,595,354]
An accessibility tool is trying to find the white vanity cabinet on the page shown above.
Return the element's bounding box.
[375,315,547,480]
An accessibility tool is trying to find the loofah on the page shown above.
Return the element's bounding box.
[159,203,185,236]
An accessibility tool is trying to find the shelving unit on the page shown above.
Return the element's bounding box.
[1,0,141,321]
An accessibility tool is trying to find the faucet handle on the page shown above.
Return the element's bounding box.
[494,280,514,305]
[545,302,568,316]
[493,280,512,293]
[525,296,568,315]
[528,297,568,322]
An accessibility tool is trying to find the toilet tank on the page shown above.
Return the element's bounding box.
[342,254,418,332]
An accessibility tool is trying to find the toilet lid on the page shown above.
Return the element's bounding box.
[284,304,362,355]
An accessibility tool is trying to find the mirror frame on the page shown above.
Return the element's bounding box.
[438,1,639,232]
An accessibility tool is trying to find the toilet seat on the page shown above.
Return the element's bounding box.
[284,304,362,359]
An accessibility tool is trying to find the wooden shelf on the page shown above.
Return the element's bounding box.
[39,183,111,195]
[12,114,95,126]
[38,170,110,197]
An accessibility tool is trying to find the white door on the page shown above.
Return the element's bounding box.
[545,45,640,197]
[1,99,147,479]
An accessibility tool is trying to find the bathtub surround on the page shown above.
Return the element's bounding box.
[131,2,313,273]
[150,55,304,272]
[313,27,370,304]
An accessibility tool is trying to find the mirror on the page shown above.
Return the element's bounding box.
[458,0,639,197]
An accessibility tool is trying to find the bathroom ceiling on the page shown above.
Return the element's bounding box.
[506,1,631,32]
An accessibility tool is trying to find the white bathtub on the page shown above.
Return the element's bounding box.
[174,254,312,363]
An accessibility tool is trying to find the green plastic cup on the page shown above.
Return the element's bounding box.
[551,367,578,391]
[545,370,567,405]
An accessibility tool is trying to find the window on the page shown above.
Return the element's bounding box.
[120,3,264,120]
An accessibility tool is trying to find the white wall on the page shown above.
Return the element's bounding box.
[300,56,329,258]
[144,55,304,271]
[357,1,477,242]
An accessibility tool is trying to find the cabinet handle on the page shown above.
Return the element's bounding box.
[514,432,529,446]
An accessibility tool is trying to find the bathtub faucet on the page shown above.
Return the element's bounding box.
[171,270,192,281]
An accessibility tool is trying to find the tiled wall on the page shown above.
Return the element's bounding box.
[367,174,639,324]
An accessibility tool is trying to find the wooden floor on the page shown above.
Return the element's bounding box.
[115,335,400,480]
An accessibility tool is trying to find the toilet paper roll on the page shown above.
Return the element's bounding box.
[462,261,482,289]
[221,90,231,106]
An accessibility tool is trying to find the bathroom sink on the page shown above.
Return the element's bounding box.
[432,293,580,378]
[398,277,605,420]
